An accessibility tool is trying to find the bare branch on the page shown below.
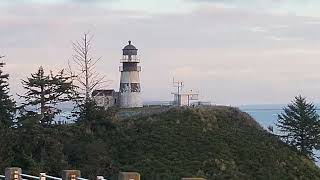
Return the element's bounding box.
[69,33,107,102]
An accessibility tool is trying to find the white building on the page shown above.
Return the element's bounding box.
[172,91,199,106]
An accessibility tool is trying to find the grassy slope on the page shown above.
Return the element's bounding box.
[111,106,320,180]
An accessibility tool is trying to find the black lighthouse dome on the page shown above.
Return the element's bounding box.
[123,41,138,56]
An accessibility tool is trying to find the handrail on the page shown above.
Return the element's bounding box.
[43,175,62,180]
[120,59,140,63]
[21,174,40,180]
[96,177,107,180]
[0,174,109,180]
[77,178,88,180]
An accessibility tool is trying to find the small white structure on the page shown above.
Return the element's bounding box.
[92,90,119,109]
[171,79,199,106]
[172,91,199,106]
[119,41,143,108]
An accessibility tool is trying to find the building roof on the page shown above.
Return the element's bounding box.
[123,41,138,56]
[123,40,137,50]
[92,89,115,96]
[172,92,199,95]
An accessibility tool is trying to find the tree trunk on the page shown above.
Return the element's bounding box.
[84,34,90,102]
[40,84,45,121]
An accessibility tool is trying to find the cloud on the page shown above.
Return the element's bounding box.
[187,0,320,17]
[2,3,320,105]
[247,26,269,33]
[1,0,115,4]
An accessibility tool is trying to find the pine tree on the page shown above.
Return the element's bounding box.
[277,95,320,159]
[19,67,76,125]
[0,60,15,128]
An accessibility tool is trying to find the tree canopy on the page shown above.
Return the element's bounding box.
[0,60,15,128]
[19,67,76,125]
[277,95,320,159]
[1,107,320,180]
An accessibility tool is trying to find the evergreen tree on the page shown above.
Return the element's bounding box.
[0,60,15,128]
[277,95,320,159]
[19,67,76,125]
[76,99,116,133]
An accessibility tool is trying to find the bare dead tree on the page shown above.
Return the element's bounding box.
[0,56,5,67]
[69,32,107,102]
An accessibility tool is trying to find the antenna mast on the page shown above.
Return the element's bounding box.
[173,77,184,94]
[173,77,184,106]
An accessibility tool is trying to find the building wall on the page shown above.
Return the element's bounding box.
[174,94,189,106]
[119,92,143,108]
[119,71,143,108]
[93,95,114,109]
[180,95,189,106]
[93,94,119,109]
[120,71,140,83]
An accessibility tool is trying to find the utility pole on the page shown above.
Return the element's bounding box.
[173,78,183,106]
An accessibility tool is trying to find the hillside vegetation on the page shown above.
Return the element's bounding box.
[0,106,320,180]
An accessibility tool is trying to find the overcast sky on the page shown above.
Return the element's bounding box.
[2,0,320,105]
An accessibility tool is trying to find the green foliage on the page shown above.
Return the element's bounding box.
[112,107,320,180]
[0,61,15,128]
[0,106,319,180]
[11,124,69,176]
[76,100,117,133]
[19,67,76,125]
[277,95,320,159]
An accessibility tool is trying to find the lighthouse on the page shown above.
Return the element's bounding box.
[119,41,143,108]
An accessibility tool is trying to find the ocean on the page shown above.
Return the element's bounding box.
[240,104,320,130]
[242,109,281,130]
[239,104,290,130]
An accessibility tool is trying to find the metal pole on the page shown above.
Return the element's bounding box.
[43,175,61,180]
[21,174,40,180]
[77,178,88,180]
[178,82,180,106]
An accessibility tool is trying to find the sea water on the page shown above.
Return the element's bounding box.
[243,109,281,130]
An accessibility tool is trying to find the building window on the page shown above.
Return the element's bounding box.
[131,83,141,92]
[120,83,130,93]
[105,97,110,105]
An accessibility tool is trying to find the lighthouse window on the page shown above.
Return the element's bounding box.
[131,83,141,92]
[120,83,130,93]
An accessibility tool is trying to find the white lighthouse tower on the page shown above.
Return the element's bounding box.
[119,41,143,108]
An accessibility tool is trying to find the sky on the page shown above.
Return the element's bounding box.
[2,0,320,105]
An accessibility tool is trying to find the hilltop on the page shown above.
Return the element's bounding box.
[111,106,320,179]
[0,106,320,180]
